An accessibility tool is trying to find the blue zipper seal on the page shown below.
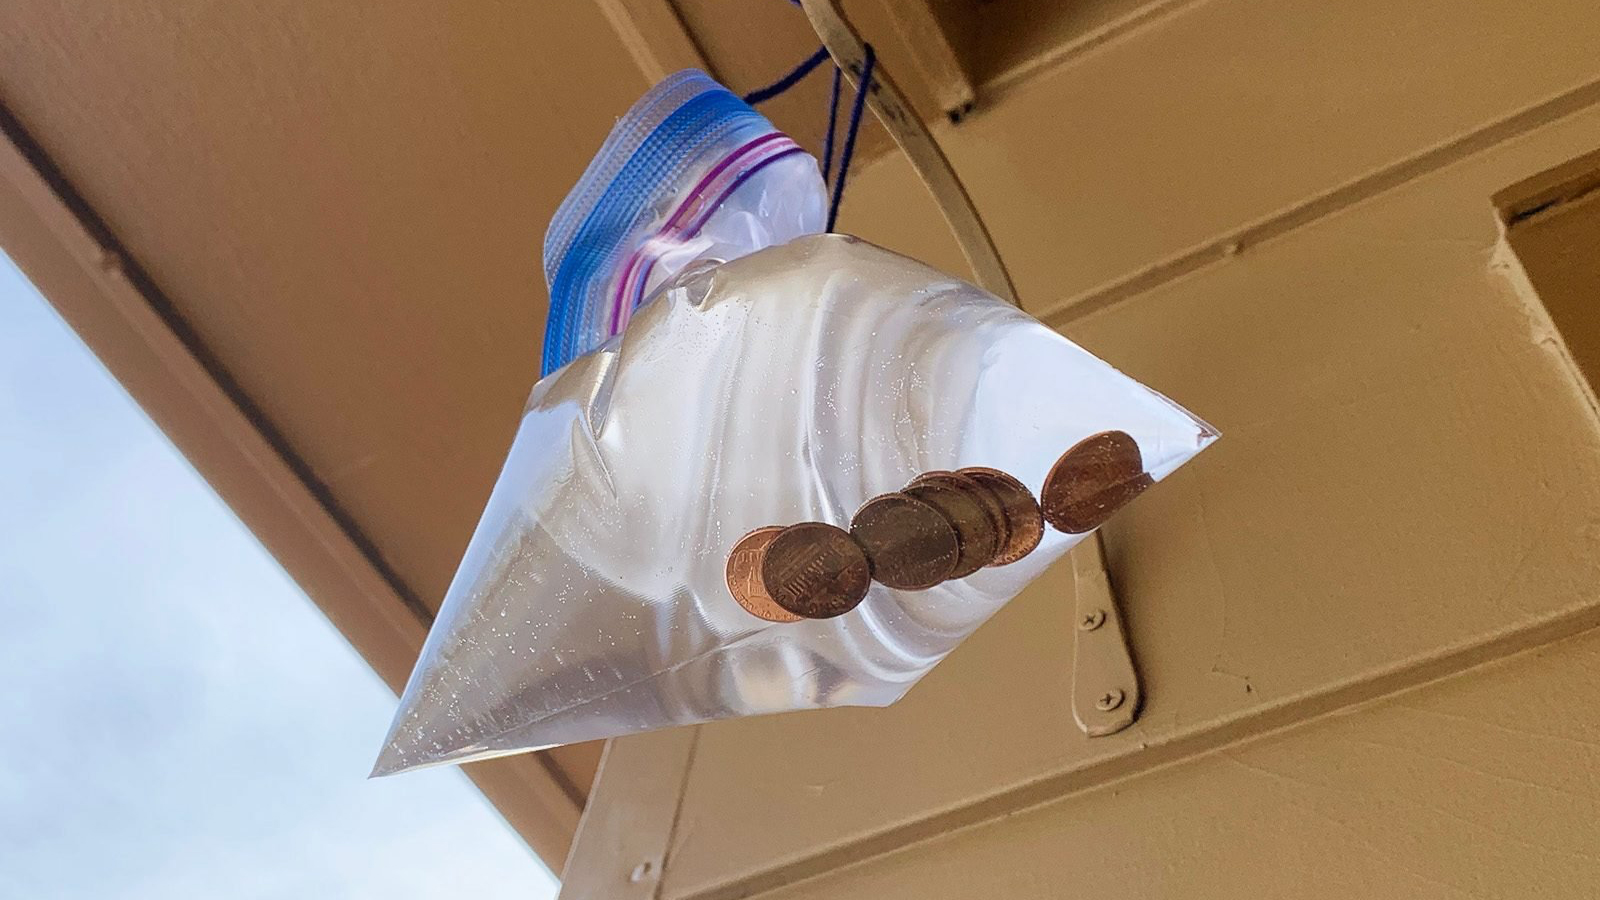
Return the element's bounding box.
[541,71,772,376]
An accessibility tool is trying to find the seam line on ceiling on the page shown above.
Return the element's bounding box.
[982,0,1202,100]
[0,101,437,632]
[687,598,1600,900]
[539,749,592,812]
[654,725,704,900]
[668,73,1600,900]
[1040,74,1600,329]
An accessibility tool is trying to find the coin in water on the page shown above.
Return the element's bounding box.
[954,471,1010,556]
[913,470,1006,541]
[958,467,1044,566]
[1040,430,1155,534]
[725,526,804,623]
[760,522,872,619]
[850,492,960,590]
[904,472,1003,578]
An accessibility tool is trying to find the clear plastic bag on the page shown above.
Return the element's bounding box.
[373,72,1214,776]
[541,69,826,376]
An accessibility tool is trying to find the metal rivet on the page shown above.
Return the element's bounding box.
[1078,609,1106,631]
[1095,689,1124,711]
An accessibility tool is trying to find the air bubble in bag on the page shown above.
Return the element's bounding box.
[373,73,1214,776]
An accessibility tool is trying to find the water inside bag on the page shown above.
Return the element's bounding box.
[373,72,1215,775]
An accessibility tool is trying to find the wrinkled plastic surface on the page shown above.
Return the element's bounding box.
[374,71,1214,776]
[373,234,1215,775]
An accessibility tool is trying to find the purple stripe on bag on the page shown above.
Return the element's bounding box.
[608,133,800,334]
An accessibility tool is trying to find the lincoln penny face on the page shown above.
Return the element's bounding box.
[850,492,960,590]
[760,522,872,619]
[958,467,1044,566]
[725,526,803,623]
[1041,431,1154,534]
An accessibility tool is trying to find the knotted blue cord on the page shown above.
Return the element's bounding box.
[741,45,832,106]
[821,62,841,184]
[825,43,874,232]
[741,5,878,234]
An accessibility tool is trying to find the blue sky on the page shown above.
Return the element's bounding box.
[0,250,558,898]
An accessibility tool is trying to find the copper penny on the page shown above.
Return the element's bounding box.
[926,470,1011,554]
[958,467,1044,566]
[1040,430,1155,534]
[760,522,872,619]
[904,472,1003,578]
[849,492,960,590]
[725,526,803,623]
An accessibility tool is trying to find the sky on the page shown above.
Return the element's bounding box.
[0,251,558,897]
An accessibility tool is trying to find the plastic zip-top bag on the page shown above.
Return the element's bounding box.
[373,71,1215,776]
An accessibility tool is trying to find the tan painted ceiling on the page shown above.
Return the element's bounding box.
[1,3,647,615]
[0,2,670,867]
[10,0,1600,887]
[0,0,936,628]
[0,0,975,868]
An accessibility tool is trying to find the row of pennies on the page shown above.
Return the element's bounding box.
[726,430,1154,622]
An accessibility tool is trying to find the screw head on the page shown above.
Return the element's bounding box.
[1094,688,1125,711]
[1078,609,1106,631]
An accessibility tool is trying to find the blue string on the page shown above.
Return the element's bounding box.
[821,63,841,183]
[742,45,831,106]
[738,4,876,233]
[826,42,874,232]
